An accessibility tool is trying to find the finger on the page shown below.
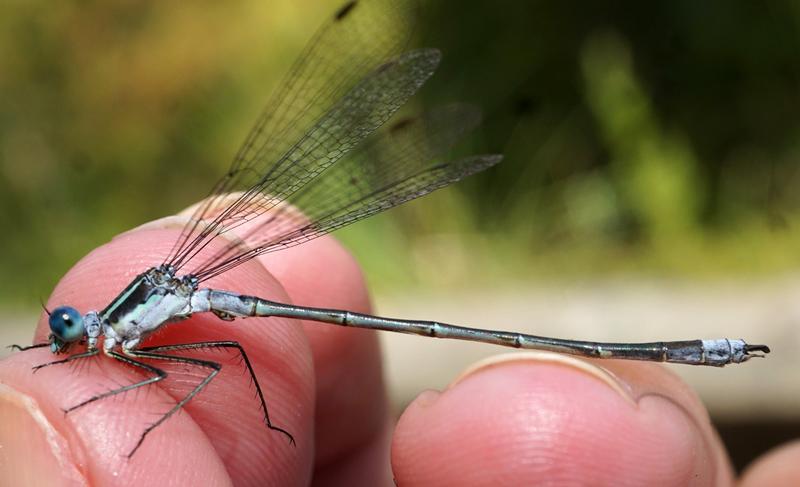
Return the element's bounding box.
[257,236,392,481]
[176,197,391,481]
[1,224,314,486]
[392,353,733,487]
[739,440,800,486]
[1,345,233,486]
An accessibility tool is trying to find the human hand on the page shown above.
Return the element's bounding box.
[0,215,797,486]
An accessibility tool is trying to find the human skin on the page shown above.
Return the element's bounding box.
[0,215,798,486]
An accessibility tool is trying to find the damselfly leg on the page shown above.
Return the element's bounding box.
[133,341,295,446]
[8,343,49,352]
[31,349,99,372]
[20,339,293,457]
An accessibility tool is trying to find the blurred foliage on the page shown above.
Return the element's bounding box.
[1,0,799,305]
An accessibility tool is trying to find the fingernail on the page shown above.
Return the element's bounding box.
[0,384,85,485]
[452,351,636,405]
[118,215,191,237]
[410,389,442,409]
[117,196,246,239]
[117,193,237,236]
[176,193,248,219]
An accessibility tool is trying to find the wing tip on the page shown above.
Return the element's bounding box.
[334,0,358,21]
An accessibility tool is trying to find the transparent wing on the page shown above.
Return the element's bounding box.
[170,47,441,272]
[231,0,417,177]
[189,105,501,281]
[166,0,420,268]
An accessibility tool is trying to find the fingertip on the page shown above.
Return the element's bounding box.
[29,220,316,484]
[0,347,233,486]
[392,355,723,486]
[740,440,800,486]
[257,234,371,312]
[0,380,85,486]
[258,236,390,471]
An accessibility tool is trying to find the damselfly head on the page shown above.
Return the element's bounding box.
[48,306,85,353]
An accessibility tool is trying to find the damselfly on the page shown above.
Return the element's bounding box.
[11,0,769,458]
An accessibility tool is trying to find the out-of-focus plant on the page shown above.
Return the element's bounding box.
[1,0,799,306]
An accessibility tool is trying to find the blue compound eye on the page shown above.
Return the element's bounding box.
[48,306,84,343]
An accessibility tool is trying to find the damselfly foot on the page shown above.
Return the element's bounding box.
[8,343,48,352]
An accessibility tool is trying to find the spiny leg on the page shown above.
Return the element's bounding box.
[69,350,96,376]
[32,349,99,373]
[63,351,166,413]
[8,342,96,375]
[57,350,214,457]
[122,349,224,458]
[137,341,295,445]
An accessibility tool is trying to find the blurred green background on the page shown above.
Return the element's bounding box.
[1,0,798,305]
[1,0,799,471]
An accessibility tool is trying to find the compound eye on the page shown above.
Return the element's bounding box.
[48,306,84,343]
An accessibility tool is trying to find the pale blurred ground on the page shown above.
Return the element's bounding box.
[4,276,796,419]
[374,278,799,421]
